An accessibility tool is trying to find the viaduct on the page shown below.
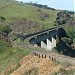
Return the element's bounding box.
[29,27,61,51]
[19,27,75,64]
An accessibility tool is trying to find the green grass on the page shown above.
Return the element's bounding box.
[0,0,18,6]
[0,0,60,29]
[0,1,61,35]
[0,40,30,74]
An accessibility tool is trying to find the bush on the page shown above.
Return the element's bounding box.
[0,25,12,37]
[11,33,20,41]
[0,16,5,23]
[62,37,73,46]
[55,11,72,25]
[2,26,12,36]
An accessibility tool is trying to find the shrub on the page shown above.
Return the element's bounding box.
[0,25,12,37]
[0,16,5,23]
[55,11,72,25]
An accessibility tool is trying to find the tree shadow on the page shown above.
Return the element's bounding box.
[58,28,68,38]
[56,39,75,57]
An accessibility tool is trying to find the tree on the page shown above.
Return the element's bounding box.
[64,20,75,39]
[0,16,5,23]
[66,21,75,49]
[0,25,12,39]
[62,20,75,49]
[55,11,71,25]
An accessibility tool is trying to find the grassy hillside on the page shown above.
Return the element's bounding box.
[0,0,61,33]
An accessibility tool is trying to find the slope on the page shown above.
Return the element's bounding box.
[0,0,60,31]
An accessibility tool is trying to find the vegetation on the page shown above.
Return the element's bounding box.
[0,40,30,74]
[0,24,30,74]
[54,11,73,25]
[0,16,5,23]
[55,68,75,75]
[55,11,75,56]
[0,0,60,31]
[0,25,12,36]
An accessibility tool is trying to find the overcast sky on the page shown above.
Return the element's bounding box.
[16,0,74,11]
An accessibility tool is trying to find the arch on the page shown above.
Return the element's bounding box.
[45,54,46,58]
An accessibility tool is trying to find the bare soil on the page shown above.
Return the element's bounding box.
[10,54,61,75]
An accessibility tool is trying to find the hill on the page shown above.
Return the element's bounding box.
[0,0,61,34]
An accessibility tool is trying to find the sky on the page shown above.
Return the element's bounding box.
[16,0,74,11]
